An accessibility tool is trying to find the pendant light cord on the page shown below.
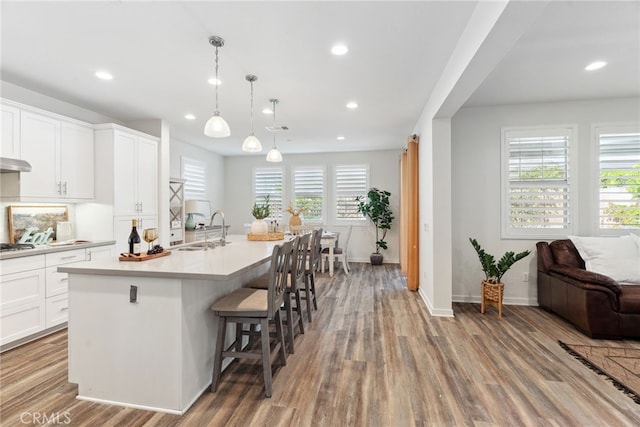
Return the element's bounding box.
[215,45,220,113]
[250,80,254,135]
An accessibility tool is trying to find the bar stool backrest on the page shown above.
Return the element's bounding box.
[268,239,293,318]
[292,233,310,288]
[309,228,323,271]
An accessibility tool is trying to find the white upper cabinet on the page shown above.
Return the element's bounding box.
[1,103,20,159]
[95,124,159,217]
[8,106,94,201]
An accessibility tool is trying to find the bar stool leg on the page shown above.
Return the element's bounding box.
[259,318,273,397]
[211,317,227,392]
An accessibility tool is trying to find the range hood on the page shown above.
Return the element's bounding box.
[0,157,32,173]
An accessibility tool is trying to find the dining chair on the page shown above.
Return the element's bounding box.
[322,225,352,275]
[210,239,292,398]
[303,228,322,321]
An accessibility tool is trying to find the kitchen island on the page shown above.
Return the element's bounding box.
[58,235,280,414]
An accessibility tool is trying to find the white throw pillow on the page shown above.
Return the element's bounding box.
[568,235,640,283]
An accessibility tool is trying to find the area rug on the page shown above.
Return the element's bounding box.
[559,341,640,405]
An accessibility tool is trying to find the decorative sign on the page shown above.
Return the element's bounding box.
[8,205,69,244]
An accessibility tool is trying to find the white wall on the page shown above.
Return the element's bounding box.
[451,97,640,305]
[224,150,401,263]
[170,139,225,212]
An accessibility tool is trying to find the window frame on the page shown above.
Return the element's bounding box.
[333,164,370,225]
[592,122,640,234]
[181,156,207,201]
[252,166,285,221]
[500,125,578,239]
[291,165,326,225]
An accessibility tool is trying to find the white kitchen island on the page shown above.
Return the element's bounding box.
[58,235,280,415]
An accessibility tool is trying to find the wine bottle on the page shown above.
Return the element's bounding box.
[128,219,142,255]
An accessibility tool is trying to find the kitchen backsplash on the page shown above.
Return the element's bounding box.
[0,202,76,243]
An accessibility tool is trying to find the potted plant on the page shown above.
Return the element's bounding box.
[356,188,394,265]
[250,195,270,234]
[469,237,530,317]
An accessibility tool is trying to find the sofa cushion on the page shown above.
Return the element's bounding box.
[549,239,585,269]
[619,285,640,314]
[569,235,640,283]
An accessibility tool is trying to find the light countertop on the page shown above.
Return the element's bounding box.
[0,240,116,260]
[58,235,283,280]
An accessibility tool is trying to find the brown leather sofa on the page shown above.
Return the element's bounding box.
[537,239,640,339]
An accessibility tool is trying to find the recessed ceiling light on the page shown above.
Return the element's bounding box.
[262,108,273,115]
[337,136,345,140]
[331,44,348,56]
[185,114,196,120]
[208,77,221,86]
[585,61,607,71]
[346,101,358,109]
[95,71,113,80]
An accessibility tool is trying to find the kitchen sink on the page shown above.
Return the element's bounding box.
[177,241,231,251]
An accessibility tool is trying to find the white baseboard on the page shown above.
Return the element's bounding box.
[452,294,538,306]
[418,287,455,317]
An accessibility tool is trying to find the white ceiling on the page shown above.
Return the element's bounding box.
[1,1,638,157]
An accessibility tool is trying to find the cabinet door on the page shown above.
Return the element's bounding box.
[1,103,20,159]
[113,131,137,215]
[60,122,94,199]
[86,245,115,262]
[20,111,59,198]
[45,266,68,297]
[136,136,158,215]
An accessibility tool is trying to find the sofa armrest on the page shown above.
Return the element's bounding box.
[548,265,622,295]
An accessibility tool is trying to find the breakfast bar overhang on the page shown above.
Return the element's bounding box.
[58,236,277,414]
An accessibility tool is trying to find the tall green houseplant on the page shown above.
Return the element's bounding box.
[356,188,394,265]
[469,238,530,284]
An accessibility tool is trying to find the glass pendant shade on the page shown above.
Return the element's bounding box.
[242,134,262,152]
[204,112,230,137]
[266,146,283,162]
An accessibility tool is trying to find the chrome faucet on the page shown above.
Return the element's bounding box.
[195,223,210,250]
[209,210,226,246]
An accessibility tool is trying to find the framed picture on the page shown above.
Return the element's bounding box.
[8,205,69,244]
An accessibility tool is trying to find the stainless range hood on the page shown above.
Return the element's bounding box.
[0,157,32,173]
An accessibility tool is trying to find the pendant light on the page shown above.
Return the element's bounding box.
[242,75,262,152]
[266,99,283,162]
[204,36,230,138]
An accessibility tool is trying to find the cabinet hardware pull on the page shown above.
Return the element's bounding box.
[57,181,62,194]
[63,181,68,195]
[60,255,77,260]
[60,307,69,311]
[61,277,69,282]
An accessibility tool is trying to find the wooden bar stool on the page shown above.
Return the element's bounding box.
[247,234,308,354]
[302,228,322,321]
[210,239,292,398]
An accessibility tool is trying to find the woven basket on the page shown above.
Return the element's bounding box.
[482,281,504,302]
[247,232,285,241]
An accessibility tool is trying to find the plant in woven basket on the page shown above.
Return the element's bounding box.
[469,238,530,284]
[251,195,271,220]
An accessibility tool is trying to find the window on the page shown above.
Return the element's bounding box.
[595,125,640,230]
[293,166,324,222]
[501,126,576,238]
[182,157,206,200]
[254,167,283,220]
[335,165,369,222]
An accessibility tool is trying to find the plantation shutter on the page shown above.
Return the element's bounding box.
[335,165,368,221]
[597,128,640,229]
[182,157,206,200]
[502,127,575,237]
[293,167,324,221]
[254,167,283,220]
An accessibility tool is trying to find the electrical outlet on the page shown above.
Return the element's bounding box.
[523,273,529,282]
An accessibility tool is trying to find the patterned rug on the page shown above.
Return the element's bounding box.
[559,341,640,405]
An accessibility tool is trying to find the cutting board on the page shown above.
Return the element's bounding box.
[119,250,171,262]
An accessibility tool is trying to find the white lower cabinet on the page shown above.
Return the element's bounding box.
[0,244,115,350]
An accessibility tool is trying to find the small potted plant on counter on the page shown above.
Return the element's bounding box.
[251,195,270,234]
[469,237,530,317]
[356,187,394,265]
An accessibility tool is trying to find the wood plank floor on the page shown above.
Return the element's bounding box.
[2,263,640,426]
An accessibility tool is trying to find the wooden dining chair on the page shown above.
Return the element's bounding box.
[210,239,292,398]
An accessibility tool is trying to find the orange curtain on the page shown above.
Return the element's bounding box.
[400,135,419,290]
